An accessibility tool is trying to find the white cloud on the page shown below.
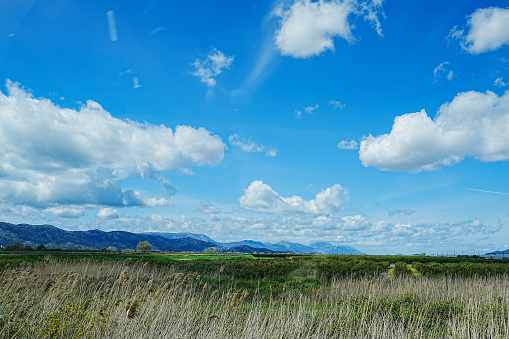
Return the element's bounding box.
[329,100,346,109]
[239,181,349,215]
[447,26,464,42]
[143,197,173,207]
[337,140,359,150]
[433,62,454,81]
[359,90,509,172]
[360,0,385,37]
[45,206,87,218]
[0,80,226,208]
[149,212,500,253]
[433,62,449,77]
[273,0,384,58]
[192,48,234,87]
[295,104,319,118]
[451,7,509,54]
[304,104,319,114]
[198,201,220,214]
[97,208,119,219]
[274,0,354,58]
[494,77,508,87]
[228,134,278,157]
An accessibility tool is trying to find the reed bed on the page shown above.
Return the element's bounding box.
[0,258,508,338]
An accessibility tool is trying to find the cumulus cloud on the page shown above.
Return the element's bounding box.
[143,198,173,207]
[228,134,278,157]
[450,7,509,54]
[239,181,349,215]
[0,80,226,209]
[192,48,234,87]
[359,90,509,172]
[273,0,384,58]
[337,140,359,150]
[274,0,354,58]
[45,206,87,218]
[97,208,119,219]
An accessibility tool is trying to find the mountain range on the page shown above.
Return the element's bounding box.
[0,222,363,254]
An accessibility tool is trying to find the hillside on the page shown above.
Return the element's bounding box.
[0,222,215,252]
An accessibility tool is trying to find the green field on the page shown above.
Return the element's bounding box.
[1,253,509,338]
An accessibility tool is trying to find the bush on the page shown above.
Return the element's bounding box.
[393,261,412,276]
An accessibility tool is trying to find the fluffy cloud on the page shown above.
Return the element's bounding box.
[0,80,226,208]
[359,90,509,172]
[274,0,354,58]
[450,7,509,54]
[239,181,349,215]
[45,206,87,218]
[97,208,119,219]
[337,140,359,150]
[273,0,384,58]
[192,49,234,87]
[228,134,278,157]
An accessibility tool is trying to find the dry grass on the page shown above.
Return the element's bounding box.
[0,258,508,338]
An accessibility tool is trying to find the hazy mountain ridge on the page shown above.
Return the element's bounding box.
[150,233,364,255]
[0,222,363,254]
[484,249,509,257]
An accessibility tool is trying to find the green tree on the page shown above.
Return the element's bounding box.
[36,244,48,251]
[5,242,24,251]
[136,241,153,252]
[393,261,412,276]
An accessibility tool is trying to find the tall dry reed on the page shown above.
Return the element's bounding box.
[0,259,508,338]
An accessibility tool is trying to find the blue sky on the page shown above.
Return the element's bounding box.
[1,0,509,254]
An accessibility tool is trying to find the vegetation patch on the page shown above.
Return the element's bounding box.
[1,255,509,338]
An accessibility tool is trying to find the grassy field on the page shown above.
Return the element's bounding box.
[1,253,509,338]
